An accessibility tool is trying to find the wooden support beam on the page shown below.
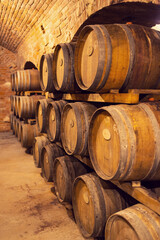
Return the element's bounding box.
[112,181,160,215]
[63,92,139,104]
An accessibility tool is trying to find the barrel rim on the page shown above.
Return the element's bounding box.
[72,173,106,238]
[74,24,107,91]
[41,144,54,182]
[88,106,129,180]
[46,101,60,142]
[52,43,69,91]
[52,155,74,203]
[61,102,84,155]
[105,204,160,240]
[40,54,55,92]
[35,99,46,133]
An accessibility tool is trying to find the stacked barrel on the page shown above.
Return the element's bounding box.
[10,69,43,148]
[12,23,160,240]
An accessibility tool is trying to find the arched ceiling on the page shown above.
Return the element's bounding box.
[0,1,160,53]
[0,0,57,52]
[73,2,160,41]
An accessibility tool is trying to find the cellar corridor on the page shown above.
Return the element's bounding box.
[0,132,85,240]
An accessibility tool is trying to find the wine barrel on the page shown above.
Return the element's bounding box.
[33,136,50,168]
[11,73,15,91]
[61,102,97,156]
[22,69,41,91]
[46,100,67,142]
[14,117,19,137]
[14,96,19,116]
[18,120,24,142]
[52,43,79,92]
[89,102,160,181]
[15,119,20,138]
[72,173,128,238]
[10,95,14,111]
[33,123,41,138]
[21,123,35,148]
[74,24,160,92]
[15,70,23,92]
[36,98,53,133]
[53,155,89,203]
[18,95,44,119]
[105,204,160,240]
[13,95,16,115]
[10,114,14,130]
[39,53,55,92]
[41,144,65,182]
[18,96,27,118]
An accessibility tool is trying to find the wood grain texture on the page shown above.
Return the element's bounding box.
[75,24,160,92]
[72,173,128,238]
[61,102,97,156]
[89,102,160,181]
[41,143,65,182]
[105,204,160,240]
[53,155,88,203]
[46,100,67,142]
[33,135,50,168]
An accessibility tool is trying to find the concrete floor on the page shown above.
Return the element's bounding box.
[0,132,86,240]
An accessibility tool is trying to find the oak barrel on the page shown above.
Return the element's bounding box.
[10,114,14,130]
[14,117,19,137]
[41,143,65,182]
[74,24,160,92]
[22,69,41,91]
[72,173,128,238]
[89,102,160,181]
[18,95,44,119]
[36,98,53,133]
[61,102,97,156]
[33,123,41,138]
[39,53,55,92]
[11,73,15,91]
[17,96,26,118]
[10,95,14,111]
[33,136,50,168]
[16,118,20,138]
[105,204,160,240]
[52,43,79,92]
[18,120,24,142]
[13,95,16,115]
[15,70,23,92]
[15,96,19,116]
[21,123,35,148]
[46,100,67,142]
[53,155,88,203]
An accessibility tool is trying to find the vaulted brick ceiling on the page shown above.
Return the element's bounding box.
[1,0,160,53]
[0,0,56,53]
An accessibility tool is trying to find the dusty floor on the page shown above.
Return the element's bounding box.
[0,131,86,240]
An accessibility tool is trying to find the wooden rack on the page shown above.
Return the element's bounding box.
[62,89,160,104]
[112,181,160,215]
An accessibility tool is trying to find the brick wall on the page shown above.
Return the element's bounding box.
[0,46,17,132]
[17,0,160,69]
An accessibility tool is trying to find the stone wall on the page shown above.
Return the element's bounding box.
[0,46,17,131]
